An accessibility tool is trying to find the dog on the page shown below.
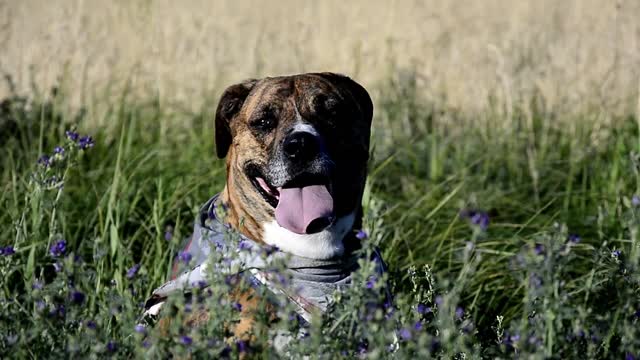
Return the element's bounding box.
[142,72,385,348]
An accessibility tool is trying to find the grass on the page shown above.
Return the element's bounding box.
[1,72,639,358]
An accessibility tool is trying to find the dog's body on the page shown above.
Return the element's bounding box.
[144,73,378,344]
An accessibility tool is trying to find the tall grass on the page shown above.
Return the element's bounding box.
[1,1,640,357]
[1,71,639,357]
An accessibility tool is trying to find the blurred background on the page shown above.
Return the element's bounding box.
[2,0,639,121]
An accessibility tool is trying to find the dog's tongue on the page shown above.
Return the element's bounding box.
[275,185,334,234]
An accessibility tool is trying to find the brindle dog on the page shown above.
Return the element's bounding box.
[161,72,374,341]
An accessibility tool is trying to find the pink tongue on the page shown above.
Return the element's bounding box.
[275,185,334,234]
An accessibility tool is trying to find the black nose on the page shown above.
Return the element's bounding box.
[283,132,319,161]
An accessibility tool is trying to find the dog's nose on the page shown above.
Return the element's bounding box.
[283,132,319,161]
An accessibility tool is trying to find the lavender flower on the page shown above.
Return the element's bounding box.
[37,155,51,167]
[53,146,64,155]
[238,240,252,251]
[568,234,581,243]
[399,328,412,340]
[70,290,85,305]
[236,340,249,353]
[232,302,243,312]
[53,262,63,272]
[178,251,192,264]
[32,281,43,290]
[1,246,15,256]
[632,195,640,207]
[460,209,490,230]
[414,321,423,331]
[164,229,173,241]
[78,136,94,150]
[180,336,193,346]
[65,130,79,141]
[106,341,117,353]
[471,212,490,230]
[356,230,368,240]
[134,324,146,334]
[534,243,545,255]
[416,303,432,314]
[366,276,377,289]
[612,250,621,258]
[86,320,97,329]
[49,240,67,257]
[455,307,464,319]
[126,264,140,279]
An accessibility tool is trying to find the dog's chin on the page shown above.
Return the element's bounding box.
[261,211,355,260]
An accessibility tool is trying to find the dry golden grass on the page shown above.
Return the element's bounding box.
[1,0,639,119]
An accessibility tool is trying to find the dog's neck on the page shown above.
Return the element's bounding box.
[219,186,356,260]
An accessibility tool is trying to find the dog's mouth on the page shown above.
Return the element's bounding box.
[247,165,335,234]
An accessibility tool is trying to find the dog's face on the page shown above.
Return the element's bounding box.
[216,73,373,259]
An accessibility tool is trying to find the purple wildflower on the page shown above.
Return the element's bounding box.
[366,276,377,289]
[414,321,423,331]
[78,136,94,150]
[70,290,85,305]
[65,130,79,141]
[53,262,63,272]
[470,212,490,230]
[35,300,46,312]
[134,324,146,334]
[106,340,117,353]
[568,234,581,243]
[49,240,67,257]
[126,264,140,279]
[1,246,15,256]
[50,304,66,318]
[178,251,192,264]
[53,146,64,155]
[356,230,368,240]
[533,243,545,255]
[142,339,151,348]
[632,195,640,207]
[455,307,464,319]
[232,302,243,312]
[612,250,621,258]
[238,240,252,251]
[179,336,192,346]
[236,340,249,353]
[164,230,173,241]
[510,334,521,343]
[37,155,51,167]
[435,295,443,306]
[263,245,279,256]
[399,328,412,341]
[417,303,432,314]
[32,281,43,290]
[529,273,543,288]
[85,320,97,329]
[626,353,636,360]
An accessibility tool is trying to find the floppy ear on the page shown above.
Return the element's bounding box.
[214,79,258,159]
[313,72,373,124]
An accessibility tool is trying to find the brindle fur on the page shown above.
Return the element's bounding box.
[159,73,373,349]
[217,73,373,244]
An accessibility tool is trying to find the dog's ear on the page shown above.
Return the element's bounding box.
[215,79,258,159]
[314,72,373,124]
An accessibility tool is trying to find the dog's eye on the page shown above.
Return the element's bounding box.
[251,116,277,132]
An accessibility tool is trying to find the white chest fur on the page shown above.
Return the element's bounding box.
[262,212,355,260]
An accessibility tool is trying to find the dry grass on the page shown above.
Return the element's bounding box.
[1,0,639,119]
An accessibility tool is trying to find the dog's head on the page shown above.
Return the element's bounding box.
[215,73,373,259]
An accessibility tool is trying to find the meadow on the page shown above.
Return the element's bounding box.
[1,1,640,358]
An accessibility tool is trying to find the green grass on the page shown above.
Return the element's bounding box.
[1,77,639,358]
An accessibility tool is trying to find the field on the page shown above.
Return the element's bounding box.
[1,1,640,358]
